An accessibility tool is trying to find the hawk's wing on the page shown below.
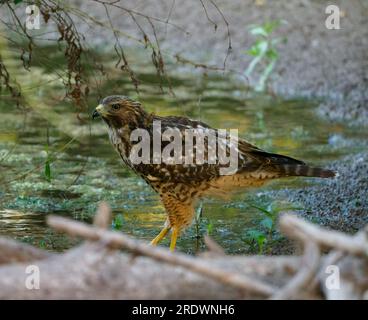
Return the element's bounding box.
[130,115,304,184]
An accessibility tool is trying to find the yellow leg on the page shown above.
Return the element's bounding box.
[170,227,179,252]
[150,226,170,246]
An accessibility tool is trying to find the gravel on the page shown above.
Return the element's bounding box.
[270,152,368,233]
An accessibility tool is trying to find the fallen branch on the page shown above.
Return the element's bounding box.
[280,214,368,256]
[271,237,320,299]
[0,204,367,299]
[47,213,276,297]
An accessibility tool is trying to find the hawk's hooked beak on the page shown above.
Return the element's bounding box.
[92,104,104,119]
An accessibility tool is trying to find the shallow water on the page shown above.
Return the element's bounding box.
[0,47,367,254]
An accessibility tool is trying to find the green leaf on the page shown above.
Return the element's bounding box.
[14,0,23,4]
[245,229,264,241]
[112,214,124,230]
[247,202,272,216]
[254,39,268,53]
[265,20,287,35]
[249,26,268,37]
[245,46,260,57]
[206,222,213,235]
[263,21,280,34]
[266,48,278,60]
[38,240,46,248]
[257,236,266,254]
[245,230,267,254]
[260,217,273,231]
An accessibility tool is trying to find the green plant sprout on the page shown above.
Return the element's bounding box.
[193,204,213,245]
[206,221,213,236]
[244,20,287,91]
[243,200,302,254]
[194,204,203,240]
[112,214,124,230]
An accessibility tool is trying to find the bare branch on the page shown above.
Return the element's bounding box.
[206,0,232,69]
[47,215,277,297]
[93,201,112,229]
[279,214,368,256]
[271,237,320,299]
[204,235,226,256]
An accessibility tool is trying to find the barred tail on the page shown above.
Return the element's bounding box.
[275,164,336,178]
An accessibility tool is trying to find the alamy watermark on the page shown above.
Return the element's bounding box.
[325,5,342,30]
[25,264,40,290]
[128,120,239,176]
[25,5,40,30]
[325,264,340,290]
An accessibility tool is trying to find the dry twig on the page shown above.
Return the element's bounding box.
[204,235,226,256]
[271,236,320,299]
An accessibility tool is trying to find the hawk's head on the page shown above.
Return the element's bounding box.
[92,95,148,128]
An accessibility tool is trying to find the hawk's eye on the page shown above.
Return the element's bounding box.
[111,104,120,110]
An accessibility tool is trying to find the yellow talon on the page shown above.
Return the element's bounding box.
[150,226,170,246]
[170,227,179,252]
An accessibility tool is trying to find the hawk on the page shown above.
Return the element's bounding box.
[92,95,335,251]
